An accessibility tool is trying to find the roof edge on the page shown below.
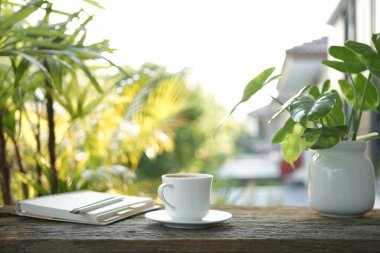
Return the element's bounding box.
[286,37,327,55]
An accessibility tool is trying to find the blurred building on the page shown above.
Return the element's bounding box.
[328,0,379,169]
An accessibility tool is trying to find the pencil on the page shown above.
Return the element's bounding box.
[70,196,124,214]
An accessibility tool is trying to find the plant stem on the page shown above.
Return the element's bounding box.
[270,95,284,106]
[46,91,59,193]
[0,109,12,205]
[35,101,42,189]
[345,67,359,140]
[44,62,59,193]
[10,136,28,199]
[346,107,355,140]
[25,99,43,194]
[353,73,372,140]
[347,72,359,109]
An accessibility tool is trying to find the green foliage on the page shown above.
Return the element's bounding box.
[225,34,380,166]
[282,123,303,166]
[324,90,345,126]
[323,46,366,73]
[272,118,296,144]
[339,74,379,111]
[290,92,336,122]
[240,67,277,103]
[269,85,310,123]
[345,40,380,79]
[218,67,279,127]
[301,125,348,150]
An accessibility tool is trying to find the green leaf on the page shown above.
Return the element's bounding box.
[269,85,310,123]
[301,125,348,149]
[68,15,94,43]
[66,53,102,93]
[338,79,354,104]
[264,74,281,85]
[14,58,30,84]
[0,0,42,30]
[345,40,380,79]
[0,67,13,103]
[290,95,314,122]
[322,60,366,73]
[83,0,105,9]
[9,35,69,50]
[0,50,53,84]
[322,60,345,72]
[290,92,336,122]
[322,80,330,93]
[87,40,115,54]
[0,27,65,37]
[372,33,380,55]
[241,67,276,103]
[323,90,345,126]
[300,128,320,150]
[28,49,106,93]
[272,118,295,144]
[356,73,379,111]
[70,47,105,60]
[283,123,304,166]
[339,74,379,111]
[309,85,320,99]
[345,40,378,59]
[219,67,277,128]
[3,109,16,136]
[45,57,63,92]
[70,47,121,72]
[329,46,362,62]
[307,92,336,121]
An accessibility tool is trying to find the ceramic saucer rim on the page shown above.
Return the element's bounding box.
[145,209,232,225]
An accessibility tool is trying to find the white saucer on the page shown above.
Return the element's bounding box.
[145,210,232,229]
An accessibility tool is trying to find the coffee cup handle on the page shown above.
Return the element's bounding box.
[158,183,174,208]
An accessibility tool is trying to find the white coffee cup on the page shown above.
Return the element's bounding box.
[158,173,213,221]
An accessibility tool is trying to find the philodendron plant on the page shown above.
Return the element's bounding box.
[226,34,380,165]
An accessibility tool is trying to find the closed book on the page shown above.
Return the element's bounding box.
[15,191,157,225]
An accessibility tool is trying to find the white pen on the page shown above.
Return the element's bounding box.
[70,196,124,214]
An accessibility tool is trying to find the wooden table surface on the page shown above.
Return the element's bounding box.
[0,205,379,253]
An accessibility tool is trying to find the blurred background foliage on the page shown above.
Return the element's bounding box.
[0,0,246,204]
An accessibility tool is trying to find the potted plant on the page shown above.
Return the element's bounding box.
[223,34,380,217]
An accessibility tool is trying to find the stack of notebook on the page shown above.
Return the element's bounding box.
[15,191,157,225]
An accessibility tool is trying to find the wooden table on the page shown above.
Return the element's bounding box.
[0,205,379,253]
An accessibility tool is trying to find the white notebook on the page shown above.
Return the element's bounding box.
[15,191,158,225]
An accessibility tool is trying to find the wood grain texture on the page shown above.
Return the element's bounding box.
[0,205,379,253]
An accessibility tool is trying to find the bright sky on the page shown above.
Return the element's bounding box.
[57,0,340,117]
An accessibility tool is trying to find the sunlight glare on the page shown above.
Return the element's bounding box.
[52,0,339,118]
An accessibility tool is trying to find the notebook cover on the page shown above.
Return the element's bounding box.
[15,191,157,225]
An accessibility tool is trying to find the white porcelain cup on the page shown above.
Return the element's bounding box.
[158,173,213,221]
